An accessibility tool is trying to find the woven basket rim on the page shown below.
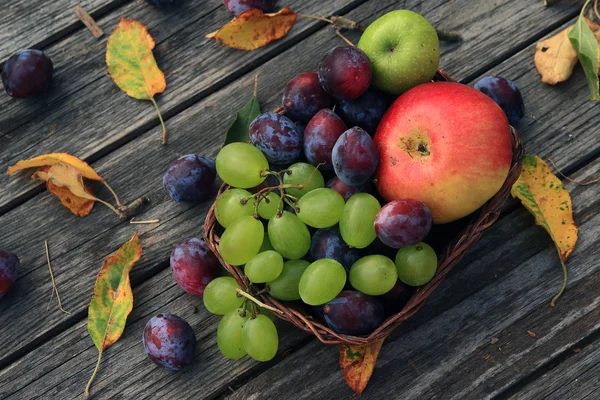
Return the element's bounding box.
[203,70,525,346]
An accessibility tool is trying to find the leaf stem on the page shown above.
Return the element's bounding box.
[547,158,600,186]
[84,348,103,396]
[102,181,122,207]
[253,74,259,98]
[151,97,167,145]
[44,240,71,315]
[297,13,333,24]
[550,249,568,307]
[236,288,284,315]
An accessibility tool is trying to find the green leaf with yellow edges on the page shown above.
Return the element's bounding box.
[511,155,578,306]
[85,232,142,396]
[106,18,168,144]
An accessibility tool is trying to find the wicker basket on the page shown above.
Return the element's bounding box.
[203,70,525,346]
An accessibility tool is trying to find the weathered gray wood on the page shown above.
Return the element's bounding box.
[226,159,600,400]
[0,0,128,64]
[0,0,580,215]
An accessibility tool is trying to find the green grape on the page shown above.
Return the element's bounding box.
[215,188,254,228]
[260,235,274,252]
[349,255,397,296]
[245,250,284,283]
[296,188,345,228]
[339,193,381,248]
[268,211,310,259]
[216,142,269,188]
[283,162,324,198]
[219,216,264,266]
[299,259,346,305]
[242,314,279,362]
[217,308,250,359]
[203,277,243,315]
[395,242,438,286]
[268,259,310,301]
[258,192,280,220]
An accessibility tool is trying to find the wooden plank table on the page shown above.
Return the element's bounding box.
[0,1,598,398]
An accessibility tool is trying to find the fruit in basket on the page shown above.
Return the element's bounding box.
[283,162,325,198]
[170,238,221,296]
[332,127,379,186]
[299,258,347,305]
[242,314,279,361]
[395,242,438,286]
[268,259,310,301]
[2,49,53,98]
[303,109,347,170]
[349,255,397,296]
[309,226,360,271]
[358,10,439,95]
[339,193,381,249]
[145,0,184,7]
[218,308,250,359]
[216,142,269,188]
[296,188,345,228]
[317,46,372,100]
[374,82,513,224]
[337,87,388,135]
[474,76,525,124]
[143,314,196,370]
[224,0,278,16]
[163,155,216,203]
[219,216,264,266]
[377,280,413,315]
[374,199,433,248]
[249,112,303,165]
[268,211,311,259]
[203,276,244,315]
[0,251,19,298]
[214,188,255,228]
[282,72,334,123]
[257,192,280,219]
[322,291,384,336]
[245,250,284,283]
[326,177,372,201]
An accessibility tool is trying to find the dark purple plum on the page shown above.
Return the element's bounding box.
[163,155,216,203]
[474,76,525,125]
[374,200,433,249]
[304,109,347,170]
[224,0,278,15]
[331,127,379,186]
[0,251,19,299]
[170,238,221,296]
[2,50,53,98]
[282,72,334,123]
[143,313,196,370]
[309,226,360,271]
[249,112,302,164]
[318,46,371,101]
[337,87,387,135]
[326,176,372,201]
[322,291,384,336]
[145,0,184,7]
[377,280,413,316]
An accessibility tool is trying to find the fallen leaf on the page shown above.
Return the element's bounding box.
[339,339,384,395]
[534,25,578,85]
[47,179,95,217]
[32,164,99,203]
[85,232,142,396]
[106,18,168,144]
[225,76,261,145]
[511,155,578,305]
[569,16,600,100]
[206,8,298,51]
[7,153,103,181]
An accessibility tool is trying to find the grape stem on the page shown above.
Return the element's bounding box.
[236,288,284,315]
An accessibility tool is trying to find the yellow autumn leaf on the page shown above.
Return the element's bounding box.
[206,8,298,51]
[7,153,103,181]
[106,18,167,144]
[339,339,384,395]
[32,164,99,202]
[511,155,578,306]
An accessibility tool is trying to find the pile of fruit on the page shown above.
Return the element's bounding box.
[147,9,522,368]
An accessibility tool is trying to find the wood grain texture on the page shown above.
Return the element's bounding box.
[0,0,128,63]
[0,0,580,215]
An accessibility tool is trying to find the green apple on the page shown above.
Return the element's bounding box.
[358,10,440,95]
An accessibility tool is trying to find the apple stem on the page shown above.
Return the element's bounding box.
[335,29,355,47]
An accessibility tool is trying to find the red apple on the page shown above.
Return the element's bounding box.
[374,82,513,224]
